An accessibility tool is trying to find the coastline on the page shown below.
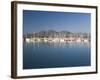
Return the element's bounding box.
[25,37,90,43]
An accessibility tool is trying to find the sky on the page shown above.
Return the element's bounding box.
[23,10,91,34]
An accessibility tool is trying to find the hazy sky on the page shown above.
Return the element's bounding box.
[23,10,91,34]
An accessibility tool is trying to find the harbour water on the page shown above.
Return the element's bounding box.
[23,41,91,69]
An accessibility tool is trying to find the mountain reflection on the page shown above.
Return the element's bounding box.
[24,41,90,48]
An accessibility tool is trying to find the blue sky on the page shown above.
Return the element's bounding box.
[23,10,91,34]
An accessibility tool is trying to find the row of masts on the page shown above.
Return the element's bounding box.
[23,30,90,43]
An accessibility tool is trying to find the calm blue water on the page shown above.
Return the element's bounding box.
[23,42,91,69]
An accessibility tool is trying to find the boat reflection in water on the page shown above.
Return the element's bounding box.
[24,37,90,48]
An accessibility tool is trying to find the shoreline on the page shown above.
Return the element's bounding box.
[25,37,90,43]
